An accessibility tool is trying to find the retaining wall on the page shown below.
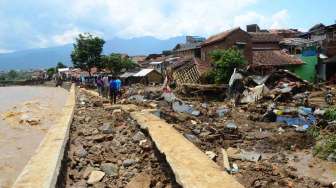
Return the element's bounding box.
[13,84,76,188]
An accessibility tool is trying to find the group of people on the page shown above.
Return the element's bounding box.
[96,75,122,104]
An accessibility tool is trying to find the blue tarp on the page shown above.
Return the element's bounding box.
[276,107,316,130]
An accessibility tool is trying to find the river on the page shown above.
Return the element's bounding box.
[0,86,69,187]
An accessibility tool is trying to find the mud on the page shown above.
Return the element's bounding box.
[0,86,68,188]
[62,90,179,188]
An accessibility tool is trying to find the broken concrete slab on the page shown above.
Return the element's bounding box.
[128,110,244,188]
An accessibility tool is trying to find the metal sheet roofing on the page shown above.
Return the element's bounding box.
[133,69,155,77]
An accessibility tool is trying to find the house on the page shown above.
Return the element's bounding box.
[298,23,336,81]
[200,27,253,64]
[173,36,205,59]
[131,55,147,66]
[301,23,336,58]
[251,50,304,74]
[269,29,302,38]
[249,32,283,51]
[132,69,163,85]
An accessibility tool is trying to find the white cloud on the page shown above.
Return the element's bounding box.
[0,48,13,54]
[233,9,290,30]
[52,28,82,45]
[0,0,294,51]
[65,0,260,39]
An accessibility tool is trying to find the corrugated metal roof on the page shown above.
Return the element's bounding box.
[120,72,135,78]
[149,61,163,65]
[133,69,155,77]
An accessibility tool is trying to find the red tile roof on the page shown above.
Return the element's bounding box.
[252,50,304,67]
[202,27,242,46]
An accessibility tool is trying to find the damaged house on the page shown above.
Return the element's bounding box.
[172,36,205,59]
[200,27,253,64]
[300,23,336,81]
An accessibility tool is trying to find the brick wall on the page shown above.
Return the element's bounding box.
[201,30,252,64]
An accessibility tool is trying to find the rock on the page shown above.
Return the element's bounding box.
[85,116,92,122]
[93,182,106,188]
[226,147,261,162]
[205,151,217,160]
[112,109,122,115]
[123,159,136,167]
[93,101,103,107]
[225,122,237,129]
[74,146,88,158]
[87,170,105,184]
[83,167,95,178]
[190,120,197,125]
[100,163,119,177]
[192,128,201,135]
[99,122,113,134]
[139,139,151,150]
[184,133,201,144]
[125,172,151,188]
[149,102,158,108]
[132,131,146,142]
[327,153,336,162]
[216,107,230,117]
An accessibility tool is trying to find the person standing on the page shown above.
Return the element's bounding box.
[96,76,104,96]
[102,75,109,98]
[109,76,122,104]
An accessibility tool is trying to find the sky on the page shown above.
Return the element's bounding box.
[0,0,335,53]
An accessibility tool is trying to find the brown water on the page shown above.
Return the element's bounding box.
[0,86,68,187]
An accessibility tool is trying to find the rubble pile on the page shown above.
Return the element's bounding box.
[62,90,179,188]
[122,79,336,187]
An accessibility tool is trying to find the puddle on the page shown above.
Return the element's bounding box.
[287,150,336,184]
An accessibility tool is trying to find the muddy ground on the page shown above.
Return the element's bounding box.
[61,89,180,188]
[62,87,336,188]
[121,86,336,188]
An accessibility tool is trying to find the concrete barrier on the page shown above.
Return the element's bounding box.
[13,84,76,188]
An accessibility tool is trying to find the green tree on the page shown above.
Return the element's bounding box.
[102,53,137,74]
[56,62,67,69]
[210,48,246,84]
[47,67,56,78]
[71,33,105,75]
[7,70,18,80]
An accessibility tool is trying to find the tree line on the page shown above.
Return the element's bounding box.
[71,33,137,76]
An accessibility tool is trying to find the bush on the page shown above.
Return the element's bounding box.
[313,134,336,159]
[325,106,336,120]
[199,70,216,84]
[210,48,246,84]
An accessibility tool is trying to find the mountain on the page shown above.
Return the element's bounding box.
[0,36,185,70]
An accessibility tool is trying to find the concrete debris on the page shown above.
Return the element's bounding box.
[205,151,217,160]
[87,170,105,184]
[132,131,146,142]
[226,147,261,162]
[221,148,231,171]
[99,122,113,134]
[172,100,200,116]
